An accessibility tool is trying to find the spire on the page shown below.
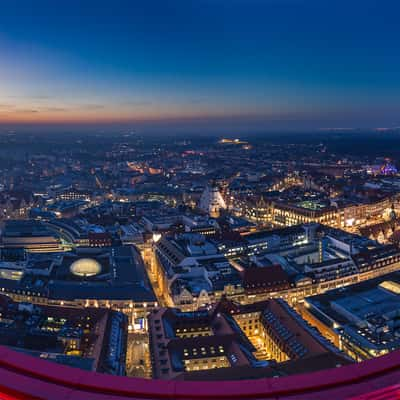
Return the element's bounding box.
[199,183,227,218]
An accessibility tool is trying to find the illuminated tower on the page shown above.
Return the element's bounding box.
[199,184,227,218]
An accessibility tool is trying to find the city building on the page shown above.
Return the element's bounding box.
[148,298,351,380]
[199,185,227,218]
[302,272,400,361]
[0,294,127,375]
[0,246,157,329]
[0,220,62,256]
[154,233,243,310]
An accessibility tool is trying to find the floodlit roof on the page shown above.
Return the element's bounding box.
[70,258,102,277]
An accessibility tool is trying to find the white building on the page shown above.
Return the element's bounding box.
[199,185,226,218]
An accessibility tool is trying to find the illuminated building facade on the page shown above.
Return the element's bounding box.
[199,185,227,218]
[0,220,63,255]
[148,298,350,380]
[154,233,243,310]
[0,246,157,330]
[236,194,400,231]
[0,294,127,375]
[302,272,400,362]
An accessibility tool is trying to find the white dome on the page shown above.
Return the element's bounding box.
[70,258,102,277]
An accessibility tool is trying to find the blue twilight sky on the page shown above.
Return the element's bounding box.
[0,0,399,133]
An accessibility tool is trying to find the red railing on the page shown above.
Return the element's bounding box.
[350,385,400,400]
[0,346,399,399]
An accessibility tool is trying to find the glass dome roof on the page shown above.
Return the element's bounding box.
[70,258,102,277]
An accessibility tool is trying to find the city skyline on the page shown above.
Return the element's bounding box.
[1,0,400,133]
[1,3,400,396]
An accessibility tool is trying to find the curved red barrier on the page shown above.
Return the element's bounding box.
[350,385,400,400]
[0,346,399,399]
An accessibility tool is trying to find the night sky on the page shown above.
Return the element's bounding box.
[1,0,399,133]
